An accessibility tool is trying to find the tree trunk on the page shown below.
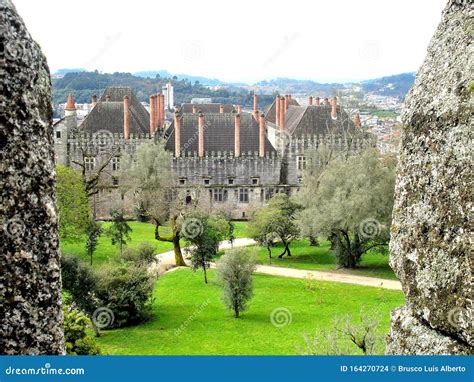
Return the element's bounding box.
[278,241,291,258]
[267,245,272,264]
[173,233,186,266]
[234,302,239,318]
[203,265,208,284]
[91,320,101,338]
[309,236,319,246]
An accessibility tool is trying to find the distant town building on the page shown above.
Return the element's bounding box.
[162,82,174,110]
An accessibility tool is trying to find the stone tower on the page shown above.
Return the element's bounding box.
[0,0,65,354]
[386,0,473,355]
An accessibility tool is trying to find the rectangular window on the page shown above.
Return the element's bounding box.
[84,156,95,171]
[204,179,210,185]
[56,131,61,139]
[228,178,234,185]
[213,189,227,202]
[252,178,259,185]
[297,155,306,170]
[112,157,120,171]
[239,188,249,203]
[112,177,119,186]
[179,179,186,185]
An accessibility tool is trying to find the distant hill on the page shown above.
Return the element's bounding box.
[361,72,415,98]
[133,70,224,86]
[252,78,344,96]
[51,71,275,108]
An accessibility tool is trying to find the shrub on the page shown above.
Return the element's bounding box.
[63,305,101,355]
[119,243,157,266]
[95,264,156,327]
[215,248,256,318]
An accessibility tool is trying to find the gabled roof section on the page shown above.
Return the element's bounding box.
[165,112,276,155]
[79,87,149,134]
[264,98,300,124]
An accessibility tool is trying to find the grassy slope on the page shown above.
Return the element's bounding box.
[96,268,403,355]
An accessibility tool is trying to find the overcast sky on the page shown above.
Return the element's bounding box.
[14,0,447,83]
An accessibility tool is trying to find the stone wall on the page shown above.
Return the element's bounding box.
[0,0,65,354]
[386,0,473,355]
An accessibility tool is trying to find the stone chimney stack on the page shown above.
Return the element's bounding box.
[236,105,242,113]
[152,95,158,130]
[331,97,337,119]
[284,95,288,111]
[315,97,320,106]
[157,94,162,128]
[275,96,280,127]
[91,95,97,109]
[308,96,313,106]
[174,112,181,157]
[65,94,76,117]
[123,96,130,139]
[354,112,361,128]
[253,94,258,112]
[192,105,197,113]
[198,112,205,157]
[259,114,265,157]
[279,96,286,133]
[149,95,156,134]
[234,114,241,157]
[220,104,224,113]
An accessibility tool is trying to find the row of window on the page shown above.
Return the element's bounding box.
[180,178,260,186]
[83,157,120,171]
[208,187,285,203]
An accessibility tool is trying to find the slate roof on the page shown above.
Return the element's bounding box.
[264,98,300,124]
[79,87,150,134]
[165,112,276,155]
[265,99,357,137]
[181,103,235,114]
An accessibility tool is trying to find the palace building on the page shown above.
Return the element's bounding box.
[54,87,373,219]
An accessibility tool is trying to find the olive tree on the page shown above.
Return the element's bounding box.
[297,148,396,268]
[249,193,301,258]
[216,248,257,318]
[119,142,189,266]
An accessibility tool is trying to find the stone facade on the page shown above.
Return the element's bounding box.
[1,0,65,354]
[54,89,373,220]
[386,0,473,355]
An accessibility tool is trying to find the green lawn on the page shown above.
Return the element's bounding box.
[249,240,396,280]
[61,221,251,267]
[96,268,404,355]
[60,221,174,266]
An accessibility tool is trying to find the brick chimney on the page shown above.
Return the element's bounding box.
[157,94,163,128]
[123,96,130,139]
[91,95,97,109]
[149,95,156,134]
[153,95,159,130]
[259,114,265,157]
[254,109,259,122]
[174,111,181,157]
[279,96,285,132]
[354,112,361,128]
[160,94,166,128]
[315,97,320,106]
[220,104,224,113]
[275,96,280,127]
[236,105,242,113]
[234,113,241,157]
[308,96,313,106]
[331,97,337,119]
[198,112,205,157]
[192,105,197,113]
[284,95,288,111]
[65,94,76,117]
[253,94,258,112]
